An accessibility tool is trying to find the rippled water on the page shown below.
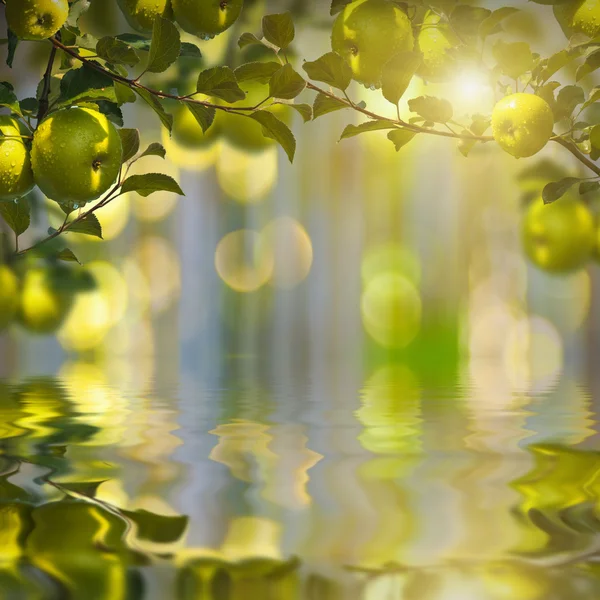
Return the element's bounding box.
[1,369,600,599]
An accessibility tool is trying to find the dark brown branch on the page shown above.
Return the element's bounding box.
[37,42,58,122]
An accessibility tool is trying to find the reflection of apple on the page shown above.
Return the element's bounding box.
[27,501,130,600]
[522,195,595,273]
[491,94,554,159]
[0,266,19,331]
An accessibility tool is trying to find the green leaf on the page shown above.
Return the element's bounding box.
[262,13,295,50]
[58,63,116,105]
[269,64,306,100]
[450,5,492,40]
[330,0,353,16]
[340,121,396,140]
[115,33,152,51]
[479,7,520,39]
[121,173,184,197]
[135,88,173,132]
[582,86,600,111]
[408,96,453,123]
[282,102,312,122]
[96,36,139,67]
[121,509,189,544]
[138,142,166,159]
[96,100,123,127]
[556,85,585,119]
[387,129,417,151]
[146,16,181,74]
[235,61,282,85]
[470,114,491,136]
[312,92,348,119]
[184,103,215,133]
[67,213,103,238]
[250,111,296,162]
[457,131,479,157]
[381,51,421,106]
[196,66,245,103]
[118,128,140,162]
[7,30,18,69]
[114,81,136,105]
[19,97,39,116]
[66,0,91,27]
[492,40,534,79]
[0,197,30,236]
[590,124,600,160]
[238,32,263,49]
[576,49,600,82]
[179,42,202,58]
[302,52,351,91]
[0,81,22,116]
[537,49,581,83]
[542,177,581,204]
[55,248,81,264]
[580,181,600,195]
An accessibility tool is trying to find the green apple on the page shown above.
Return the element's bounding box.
[0,266,19,331]
[491,93,554,159]
[331,0,414,88]
[0,116,35,202]
[32,107,123,208]
[220,81,291,152]
[417,10,459,82]
[522,195,595,273]
[173,101,221,148]
[172,0,244,38]
[554,0,600,39]
[17,268,73,335]
[5,0,69,41]
[117,0,173,32]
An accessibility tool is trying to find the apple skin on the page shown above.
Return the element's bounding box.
[492,93,554,159]
[522,195,595,273]
[172,0,244,37]
[32,107,123,209]
[117,0,173,32]
[554,0,600,39]
[331,0,414,88]
[5,0,69,41]
[0,116,35,202]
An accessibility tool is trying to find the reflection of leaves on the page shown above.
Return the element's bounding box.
[121,509,189,544]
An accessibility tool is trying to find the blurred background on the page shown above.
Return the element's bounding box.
[1,1,600,598]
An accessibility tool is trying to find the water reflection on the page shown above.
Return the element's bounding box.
[0,371,600,599]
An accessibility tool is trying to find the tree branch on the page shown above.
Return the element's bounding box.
[37,41,58,122]
[551,136,600,178]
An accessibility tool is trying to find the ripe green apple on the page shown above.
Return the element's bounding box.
[17,268,73,334]
[491,93,554,159]
[417,10,459,82]
[117,0,173,32]
[220,82,291,152]
[331,0,414,88]
[0,117,35,202]
[32,107,123,208]
[5,0,69,41]
[554,0,600,39]
[173,101,220,148]
[0,266,19,331]
[172,0,244,38]
[522,195,595,273]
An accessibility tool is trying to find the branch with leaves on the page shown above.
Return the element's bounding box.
[1,0,600,265]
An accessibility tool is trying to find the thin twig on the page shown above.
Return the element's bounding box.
[37,41,58,122]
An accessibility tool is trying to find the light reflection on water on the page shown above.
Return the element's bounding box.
[0,371,599,599]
